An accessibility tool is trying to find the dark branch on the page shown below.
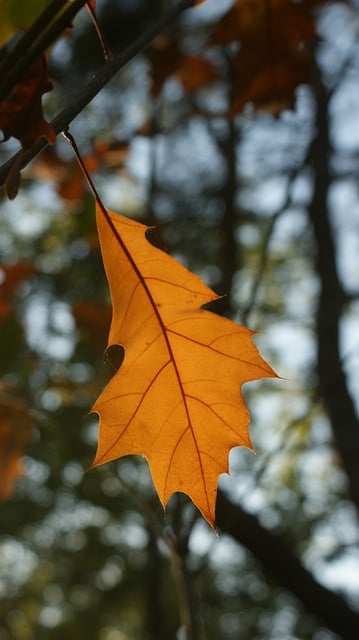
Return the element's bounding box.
[0,0,68,80]
[308,62,359,514]
[0,0,197,192]
[0,0,89,101]
[216,491,359,640]
[211,55,240,317]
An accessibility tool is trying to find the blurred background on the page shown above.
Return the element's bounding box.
[0,0,359,638]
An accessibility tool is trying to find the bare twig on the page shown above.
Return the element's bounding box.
[241,208,282,325]
[241,147,312,325]
[107,470,197,640]
[308,60,359,514]
[165,530,194,640]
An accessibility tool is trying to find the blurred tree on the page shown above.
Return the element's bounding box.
[0,1,359,639]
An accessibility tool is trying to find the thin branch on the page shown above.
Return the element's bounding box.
[308,60,359,514]
[0,0,68,78]
[165,530,194,640]
[0,0,197,192]
[85,1,112,61]
[241,146,312,325]
[209,52,241,317]
[0,0,89,101]
[241,208,283,325]
[109,473,196,640]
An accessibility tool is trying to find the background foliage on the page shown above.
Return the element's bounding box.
[0,1,359,639]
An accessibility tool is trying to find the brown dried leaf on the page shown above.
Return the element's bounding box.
[212,0,318,114]
[0,261,34,320]
[0,55,55,148]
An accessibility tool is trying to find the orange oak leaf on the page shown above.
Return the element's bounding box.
[91,203,275,527]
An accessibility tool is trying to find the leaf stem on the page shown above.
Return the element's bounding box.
[85,1,112,61]
[62,129,102,203]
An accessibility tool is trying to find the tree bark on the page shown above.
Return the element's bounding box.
[214,64,359,636]
[308,66,359,514]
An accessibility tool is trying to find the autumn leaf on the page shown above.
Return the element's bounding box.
[212,0,318,114]
[148,35,217,97]
[0,261,34,296]
[146,0,319,114]
[0,261,34,321]
[73,299,112,352]
[91,204,275,527]
[31,141,129,202]
[0,54,55,198]
[176,55,217,93]
[0,54,55,148]
[0,388,32,500]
